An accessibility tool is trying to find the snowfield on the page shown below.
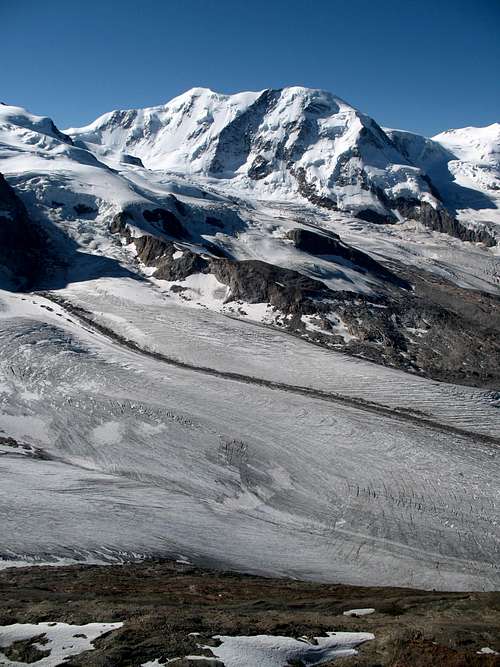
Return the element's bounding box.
[0,622,123,666]
[160,631,375,666]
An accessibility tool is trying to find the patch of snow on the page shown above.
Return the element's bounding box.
[343,608,375,617]
[477,647,499,655]
[92,421,123,446]
[192,631,374,666]
[0,622,123,667]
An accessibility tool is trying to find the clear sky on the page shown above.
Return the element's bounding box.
[2,0,499,136]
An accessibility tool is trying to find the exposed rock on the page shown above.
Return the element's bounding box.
[0,172,45,289]
[109,211,133,242]
[121,153,144,167]
[110,212,500,387]
[73,203,97,216]
[143,208,188,239]
[293,167,338,209]
[394,199,497,246]
[286,228,410,289]
[248,154,272,180]
[210,89,281,174]
[210,258,330,313]
[135,236,209,281]
[355,208,395,224]
[110,215,208,281]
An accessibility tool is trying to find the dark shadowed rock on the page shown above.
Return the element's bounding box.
[355,208,395,224]
[74,203,97,216]
[121,154,144,167]
[210,258,330,311]
[293,167,338,209]
[286,228,410,289]
[109,211,133,243]
[394,199,497,246]
[205,215,225,229]
[248,155,272,180]
[0,173,45,289]
[143,208,188,239]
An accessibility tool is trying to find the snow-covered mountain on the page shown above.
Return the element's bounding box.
[388,123,500,243]
[67,87,500,243]
[0,91,499,386]
[67,87,441,223]
[0,92,500,591]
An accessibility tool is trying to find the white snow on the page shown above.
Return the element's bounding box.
[387,123,500,238]
[477,647,499,655]
[65,86,444,217]
[195,631,374,666]
[343,608,375,617]
[0,622,122,667]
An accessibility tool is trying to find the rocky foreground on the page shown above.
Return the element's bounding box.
[0,560,499,666]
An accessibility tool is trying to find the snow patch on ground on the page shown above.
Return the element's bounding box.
[343,608,375,617]
[0,622,122,667]
[194,631,374,666]
[477,647,499,655]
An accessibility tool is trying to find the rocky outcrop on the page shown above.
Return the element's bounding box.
[394,199,497,246]
[210,258,330,315]
[110,212,500,387]
[0,173,44,289]
[355,208,395,225]
[109,211,133,242]
[286,228,409,289]
[135,236,209,281]
[210,89,281,175]
[110,213,208,281]
[142,208,189,240]
[293,167,338,210]
[121,154,144,167]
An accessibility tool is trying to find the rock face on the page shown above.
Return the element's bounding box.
[0,173,44,289]
[111,212,500,387]
[285,228,410,288]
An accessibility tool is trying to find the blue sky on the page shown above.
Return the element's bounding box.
[2,0,499,135]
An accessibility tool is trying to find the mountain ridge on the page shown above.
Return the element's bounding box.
[0,89,499,386]
[64,86,499,244]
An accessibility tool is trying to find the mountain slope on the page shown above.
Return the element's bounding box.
[0,93,500,591]
[67,88,500,245]
[66,88,447,225]
[388,123,500,244]
[1,95,499,385]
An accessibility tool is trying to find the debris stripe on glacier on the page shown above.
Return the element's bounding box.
[45,279,500,439]
[0,289,498,591]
